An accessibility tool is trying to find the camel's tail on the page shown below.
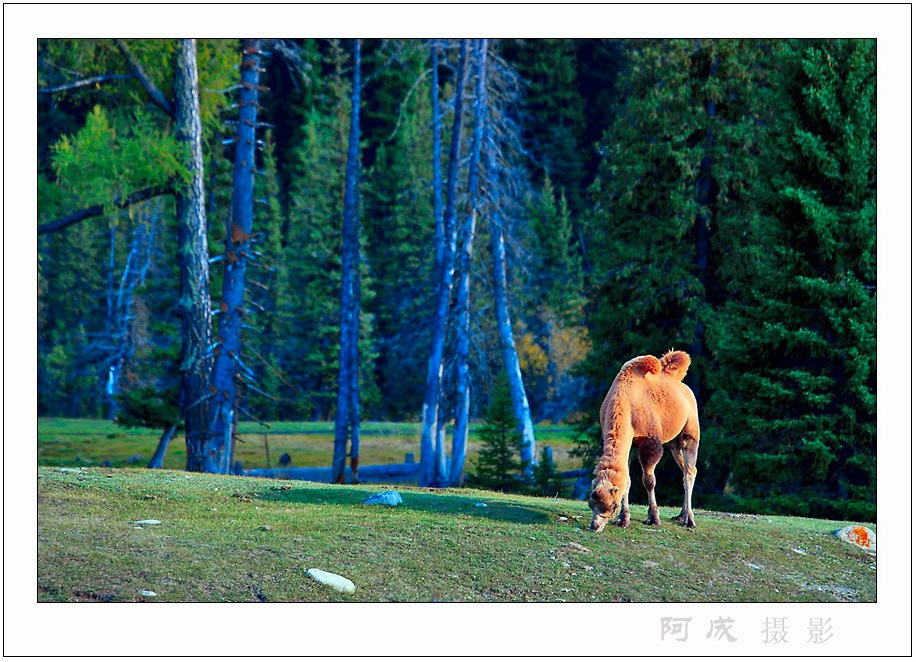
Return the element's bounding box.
[660,350,691,381]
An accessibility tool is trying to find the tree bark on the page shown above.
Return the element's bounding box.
[419,39,468,487]
[332,39,362,484]
[207,39,262,474]
[450,39,489,486]
[172,39,215,473]
[486,149,537,474]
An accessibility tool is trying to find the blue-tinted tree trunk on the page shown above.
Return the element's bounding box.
[105,212,155,420]
[450,39,489,485]
[486,149,537,473]
[207,39,262,473]
[173,39,215,473]
[348,188,363,482]
[419,39,468,486]
[429,40,450,483]
[332,39,362,483]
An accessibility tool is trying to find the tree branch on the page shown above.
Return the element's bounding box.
[115,39,174,117]
[39,74,133,94]
[38,184,172,235]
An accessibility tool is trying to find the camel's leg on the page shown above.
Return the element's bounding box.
[679,434,699,528]
[613,474,631,527]
[668,432,698,527]
[667,437,689,524]
[637,437,664,526]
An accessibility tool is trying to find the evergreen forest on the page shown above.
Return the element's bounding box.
[37,38,877,519]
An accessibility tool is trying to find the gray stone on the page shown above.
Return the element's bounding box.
[362,490,402,506]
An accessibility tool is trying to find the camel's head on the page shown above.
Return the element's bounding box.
[588,480,620,532]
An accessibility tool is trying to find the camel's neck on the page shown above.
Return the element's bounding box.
[598,395,631,473]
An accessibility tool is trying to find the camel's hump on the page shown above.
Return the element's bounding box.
[620,355,662,377]
[660,350,691,381]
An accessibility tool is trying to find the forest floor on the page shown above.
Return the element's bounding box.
[37,466,876,603]
[37,417,583,472]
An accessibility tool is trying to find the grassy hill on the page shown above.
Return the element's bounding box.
[37,466,876,603]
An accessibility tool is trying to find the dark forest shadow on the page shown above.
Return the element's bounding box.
[252,483,583,526]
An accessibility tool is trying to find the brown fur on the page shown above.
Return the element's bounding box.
[588,350,700,531]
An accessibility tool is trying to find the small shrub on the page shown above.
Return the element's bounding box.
[532,446,564,496]
[466,376,528,492]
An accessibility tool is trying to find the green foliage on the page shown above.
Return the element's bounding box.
[709,39,877,505]
[361,44,436,418]
[502,38,588,214]
[528,174,585,323]
[466,377,529,492]
[52,106,187,207]
[114,386,181,431]
[531,446,564,496]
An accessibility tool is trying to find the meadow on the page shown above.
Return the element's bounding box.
[37,466,876,603]
[37,417,583,473]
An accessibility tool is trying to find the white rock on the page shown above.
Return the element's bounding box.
[306,568,356,594]
[836,525,876,551]
[141,590,157,597]
[133,519,162,525]
[362,490,402,506]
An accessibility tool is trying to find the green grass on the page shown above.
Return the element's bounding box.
[37,418,582,473]
[37,466,876,603]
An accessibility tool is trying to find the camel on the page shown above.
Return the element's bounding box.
[588,350,700,532]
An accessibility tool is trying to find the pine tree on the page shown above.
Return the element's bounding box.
[361,41,436,419]
[585,40,771,396]
[502,39,588,214]
[711,40,876,518]
[466,376,529,492]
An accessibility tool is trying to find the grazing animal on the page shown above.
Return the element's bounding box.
[588,350,700,532]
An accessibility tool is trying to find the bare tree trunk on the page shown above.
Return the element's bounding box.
[332,39,362,484]
[429,40,450,484]
[208,39,263,474]
[486,149,537,473]
[419,39,468,487]
[147,422,179,469]
[349,231,362,483]
[105,208,156,419]
[450,39,489,486]
[173,38,215,473]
